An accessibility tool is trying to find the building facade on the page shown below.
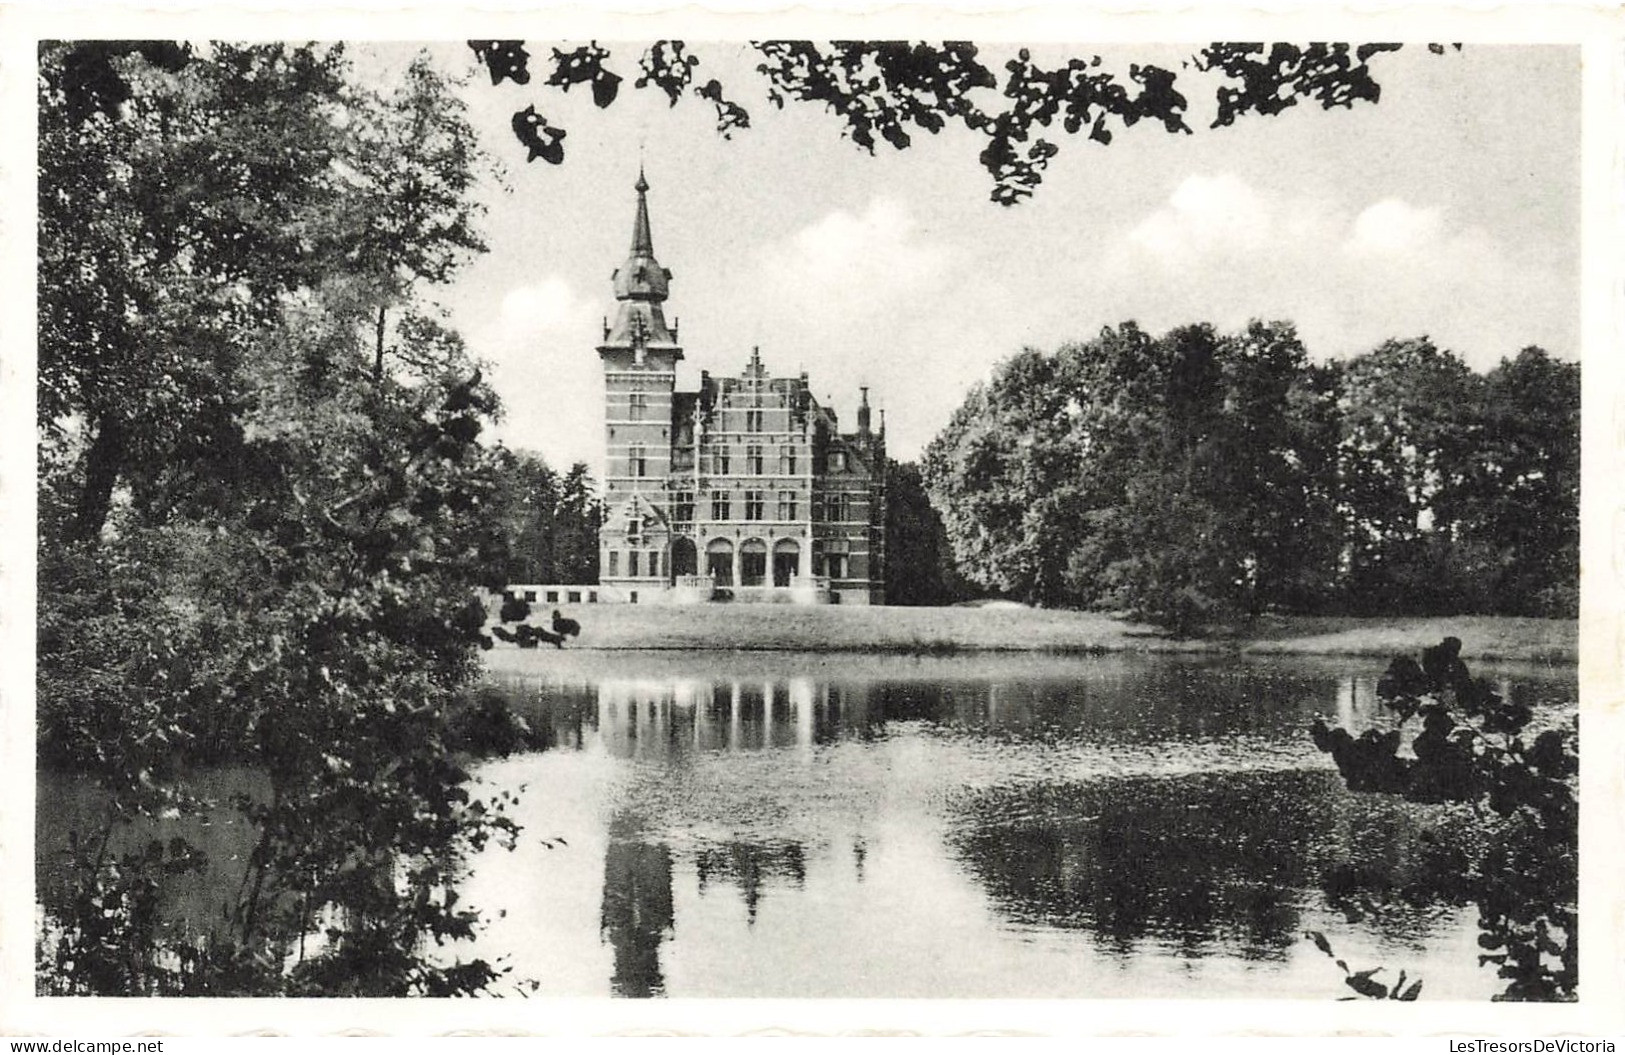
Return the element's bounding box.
[596,173,886,604]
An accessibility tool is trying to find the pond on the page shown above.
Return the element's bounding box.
[455,649,1575,999]
[35,649,1575,1000]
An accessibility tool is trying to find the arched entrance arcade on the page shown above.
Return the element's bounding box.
[772,539,800,588]
[706,538,734,586]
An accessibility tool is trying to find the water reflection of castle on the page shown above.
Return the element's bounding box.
[593,678,876,756]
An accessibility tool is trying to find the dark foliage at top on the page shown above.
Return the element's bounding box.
[467,40,1450,204]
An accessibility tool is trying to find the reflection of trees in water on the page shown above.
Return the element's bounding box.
[36,767,270,955]
[599,813,675,998]
[949,770,1469,962]
[490,664,1576,763]
[870,667,1346,745]
[695,839,808,924]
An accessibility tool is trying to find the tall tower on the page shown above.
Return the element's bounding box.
[598,170,683,600]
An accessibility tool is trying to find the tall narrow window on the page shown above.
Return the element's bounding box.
[745,491,764,520]
[629,445,647,477]
[673,491,695,524]
[648,551,659,579]
[746,408,763,432]
[747,445,764,474]
[608,551,620,576]
[779,447,797,474]
[778,491,797,520]
[711,490,731,521]
[716,446,731,474]
[628,551,640,577]
[628,392,647,420]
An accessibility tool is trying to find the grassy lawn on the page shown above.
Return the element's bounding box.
[494,602,1576,664]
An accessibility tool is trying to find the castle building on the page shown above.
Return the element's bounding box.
[596,172,886,605]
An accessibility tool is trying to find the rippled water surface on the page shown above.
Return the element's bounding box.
[458,650,1574,999]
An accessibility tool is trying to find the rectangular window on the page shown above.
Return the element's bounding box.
[524,590,537,602]
[711,490,731,521]
[716,446,731,474]
[827,553,849,580]
[829,493,850,522]
[747,445,764,474]
[608,552,619,576]
[745,491,764,520]
[831,450,847,471]
[779,447,797,474]
[778,491,797,520]
[546,590,559,602]
[629,446,647,477]
[629,551,641,577]
[567,590,581,603]
[746,409,763,432]
[628,393,647,420]
[673,491,695,524]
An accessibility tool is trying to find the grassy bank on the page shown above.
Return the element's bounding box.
[494,603,1576,664]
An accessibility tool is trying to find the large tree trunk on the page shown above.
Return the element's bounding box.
[71,414,127,544]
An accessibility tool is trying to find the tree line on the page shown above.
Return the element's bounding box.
[918,322,1578,632]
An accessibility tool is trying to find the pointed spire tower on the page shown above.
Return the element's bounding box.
[601,168,681,360]
[597,170,683,600]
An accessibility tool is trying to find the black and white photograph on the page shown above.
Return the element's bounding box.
[4,6,1621,1039]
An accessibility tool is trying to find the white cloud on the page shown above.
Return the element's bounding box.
[1128,174,1276,260]
[1346,198,1445,256]
[465,275,604,473]
[1095,175,1572,370]
[757,198,952,315]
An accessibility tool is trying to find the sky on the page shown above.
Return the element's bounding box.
[380,43,1581,475]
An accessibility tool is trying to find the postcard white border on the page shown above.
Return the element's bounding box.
[2,1,1621,1038]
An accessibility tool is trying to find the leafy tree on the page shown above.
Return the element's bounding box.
[923,347,1093,605]
[882,459,973,606]
[486,449,603,585]
[341,53,490,381]
[1334,338,1485,613]
[1310,638,1577,1000]
[39,42,351,543]
[925,321,1345,629]
[467,40,1444,204]
[1458,348,1580,616]
[37,42,523,996]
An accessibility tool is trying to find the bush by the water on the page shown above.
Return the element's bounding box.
[1310,638,1578,1001]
